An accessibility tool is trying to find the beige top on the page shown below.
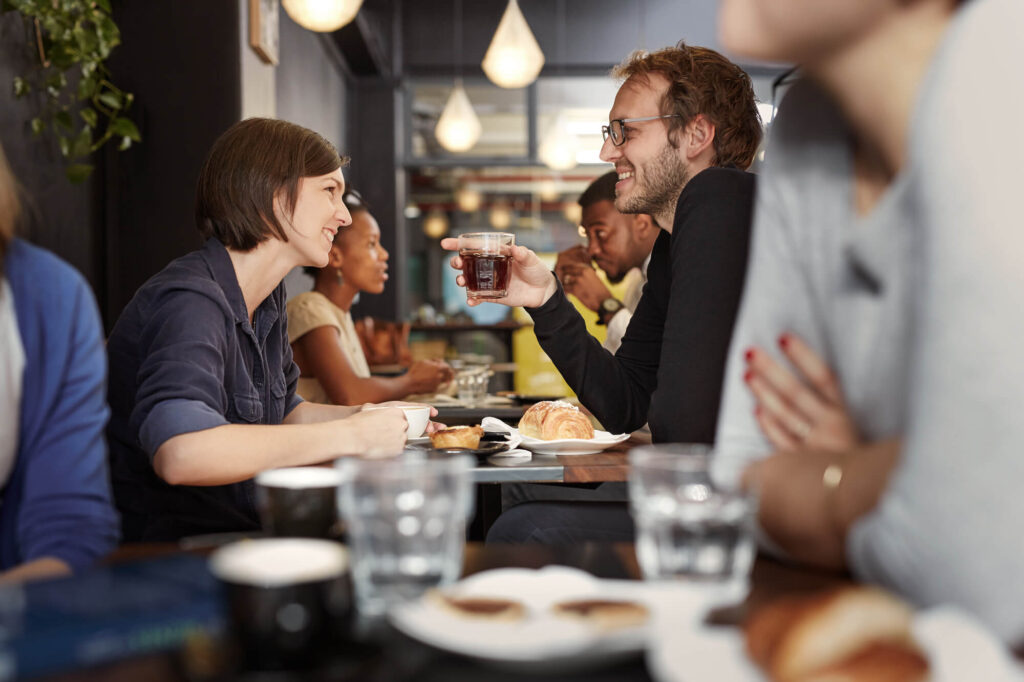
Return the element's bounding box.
[286,291,370,404]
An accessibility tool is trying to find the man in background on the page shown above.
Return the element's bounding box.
[554,171,658,353]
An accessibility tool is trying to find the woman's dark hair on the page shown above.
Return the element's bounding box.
[195,118,347,251]
[301,186,371,277]
[0,142,20,275]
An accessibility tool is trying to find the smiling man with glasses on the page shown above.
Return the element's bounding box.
[442,41,763,543]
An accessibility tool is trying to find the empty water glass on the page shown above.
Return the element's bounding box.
[336,454,474,617]
[455,367,490,406]
[629,444,757,600]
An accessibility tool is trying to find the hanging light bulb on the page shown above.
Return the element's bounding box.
[563,202,582,226]
[282,0,363,32]
[538,116,580,171]
[422,209,450,239]
[435,83,482,153]
[456,186,483,212]
[489,202,512,230]
[537,179,560,202]
[481,0,545,89]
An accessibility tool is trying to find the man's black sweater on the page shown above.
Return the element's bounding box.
[526,166,756,443]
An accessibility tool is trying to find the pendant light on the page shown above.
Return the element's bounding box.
[435,0,482,153]
[282,0,363,32]
[538,0,577,171]
[482,0,544,89]
[422,209,450,239]
[539,115,579,171]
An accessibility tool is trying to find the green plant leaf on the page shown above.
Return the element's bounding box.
[58,135,71,157]
[13,76,29,97]
[54,109,74,131]
[77,73,97,99]
[70,126,92,159]
[118,135,132,151]
[31,117,45,136]
[65,164,93,183]
[94,0,111,13]
[80,107,98,128]
[97,90,121,110]
[110,117,140,142]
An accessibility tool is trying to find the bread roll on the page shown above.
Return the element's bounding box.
[429,425,484,449]
[429,591,526,621]
[744,587,928,682]
[552,599,649,631]
[518,400,595,440]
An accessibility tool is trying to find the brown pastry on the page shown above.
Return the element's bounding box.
[551,599,649,630]
[744,587,929,682]
[429,425,484,449]
[429,591,525,621]
[518,400,595,440]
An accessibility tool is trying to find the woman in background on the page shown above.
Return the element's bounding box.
[288,189,451,405]
[0,141,118,581]
[717,0,1024,643]
[106,119,415,542]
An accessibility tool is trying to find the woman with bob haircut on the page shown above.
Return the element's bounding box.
[106,118,421,542]
[287,187,452,405]
[0,141,119,581]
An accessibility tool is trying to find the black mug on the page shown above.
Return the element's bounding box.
[210,539,352,671]
[256,467,346,539]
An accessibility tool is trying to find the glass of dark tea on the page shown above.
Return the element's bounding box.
[457,232,515,299]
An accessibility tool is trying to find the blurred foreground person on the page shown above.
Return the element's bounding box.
[717,0,1024,644]
[106,119,419,542]
[0,142,118,581]
[288,188,452,405]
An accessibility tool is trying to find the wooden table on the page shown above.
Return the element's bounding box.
[42,543,850,682]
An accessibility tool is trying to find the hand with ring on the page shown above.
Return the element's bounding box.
[742,333,859,453]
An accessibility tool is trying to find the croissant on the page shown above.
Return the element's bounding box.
[518,401,594,441]
[744,587,928,682]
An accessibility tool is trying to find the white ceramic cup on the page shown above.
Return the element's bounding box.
[364,404,431,439]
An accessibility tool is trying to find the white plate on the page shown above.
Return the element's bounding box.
[389,566,650,672]
[519,429,630,456]
[646,600,1024,682]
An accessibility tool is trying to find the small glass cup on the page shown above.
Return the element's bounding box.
[256,467,347,539]
[628,445,758,601]
[454,367,491,407]
[457,232,515,299]
[336,454,475,617]
[209,539,352,671]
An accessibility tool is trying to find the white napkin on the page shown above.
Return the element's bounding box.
[481,416,522,449]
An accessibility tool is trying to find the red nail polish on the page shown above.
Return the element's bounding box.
[778,334,790,349]
[743,370,753,383]
[744,348,754,363]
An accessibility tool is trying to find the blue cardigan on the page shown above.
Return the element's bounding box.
[3,239,119,571]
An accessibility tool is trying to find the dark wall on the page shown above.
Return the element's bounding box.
[347,79,405,321]
[401,0,723,75]
[103,2,242,327]
[0,12,103,295]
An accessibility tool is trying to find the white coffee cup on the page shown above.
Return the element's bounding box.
[364,404,431,439]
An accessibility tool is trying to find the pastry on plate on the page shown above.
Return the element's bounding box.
[518,400,595,441]
[744,586,929,682]
[429,425,484,449]
[429,591,526,621]
[551,598,649,631]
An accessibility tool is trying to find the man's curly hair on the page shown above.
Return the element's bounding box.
[612,41,763,170]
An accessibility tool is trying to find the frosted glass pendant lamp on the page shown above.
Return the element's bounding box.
[481,0,545,89]
[282,0,363,32]
[539,115,579,171]
[435,83,482,153]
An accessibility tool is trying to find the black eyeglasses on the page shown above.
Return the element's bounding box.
[601,114,682,146]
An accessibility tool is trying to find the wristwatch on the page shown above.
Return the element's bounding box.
[597,297,624,325]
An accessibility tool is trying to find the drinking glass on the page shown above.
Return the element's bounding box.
[628,445,757,599]
[454,367,491,407]
[457,232,514,299]
[336,454,475,617]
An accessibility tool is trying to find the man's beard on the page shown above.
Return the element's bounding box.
[615,144,689,219]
